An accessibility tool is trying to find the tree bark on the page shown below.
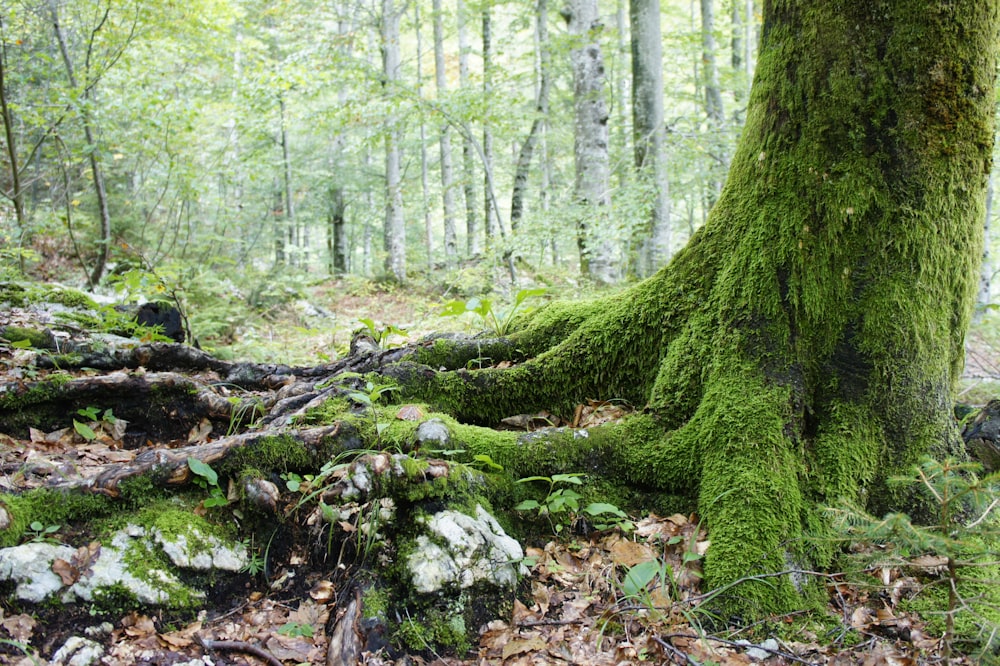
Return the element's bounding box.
[457,0,480,257]
[381,0,407,282]
[630,0,670,274]
[510,0,551,233]
[432,0,458,263]
[700,0,727,208]
[49,0,113,288]
[566,0,617,284]
[0,26,26,252]
[393,0,999,617]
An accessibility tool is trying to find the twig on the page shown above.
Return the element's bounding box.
[652,635,700,665]
[194,635,284,666]
[659,632,815,666]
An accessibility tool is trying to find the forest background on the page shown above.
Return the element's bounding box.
[2,0,1000,381]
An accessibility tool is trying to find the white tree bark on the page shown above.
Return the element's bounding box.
[432,0,458,263]
[382,0,406,282]
[457,0,481,257]
[566,0,617,284]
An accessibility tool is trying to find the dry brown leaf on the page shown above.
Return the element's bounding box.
[289,599,329,628]
[396,404,424,421]
[0,613,36,642]
[51,558,79,585]
[309,579,335,602]
[122,613,157,638]
[187,418,213,443]
[501,636,547,660]
[156,631,193,648]
[266,634,318,662]
[609,539,654,567]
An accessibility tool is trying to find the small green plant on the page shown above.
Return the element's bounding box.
[186,457,229,508]
[440,287,546,337]
[583,502,633,532]
[24,521,61,544]
[277,621,314,638]
[515,473,585,534]
[73,407,119,441]
[829,456,1000,658]
[357,317,408,349]
[346,379,399,446]
[240,537,266,577]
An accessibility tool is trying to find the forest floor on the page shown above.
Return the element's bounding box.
[0,281,998,665]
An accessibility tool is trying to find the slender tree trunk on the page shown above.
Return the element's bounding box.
[613,0,629,187]
[279,96,297,268]
[416,3,434,271]
[49,0,112,287]
[482,4,498,243]
[432,0,458,264]
[381,0,406,282]
[272,181,285,265]
[457,0,480,257]
[0,27,26,263]
[510,0,551,233]
[566,0,617,284]
[630,0,670,274]
[700,0,726,208]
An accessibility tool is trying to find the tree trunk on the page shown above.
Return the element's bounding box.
[49,0,112,287]
[566,0,617,284]
[457,0,480,257]
[382,0,407,283]
[700,0,727,208]
[279,96,297,268]
[510,0,551,233]
[396,0,998,617]
[630,0,670,274]
[0,29,26,255]
[416,2,434,271]
[432,0,458,264]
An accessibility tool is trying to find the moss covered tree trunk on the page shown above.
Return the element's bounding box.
[394,0,1000,616]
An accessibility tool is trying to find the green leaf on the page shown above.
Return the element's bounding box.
[622,559,660,597]
[187,456,218,486]
[514,287,546,307]
[10,339,31,349]
[77,406,100,420]
[439,299,469,316]
[472,454,503,471]
[514,499,541,511]
[516,476,551,484]
[552,473,584,485]
[73,420,97,441]
[584,502,626,518]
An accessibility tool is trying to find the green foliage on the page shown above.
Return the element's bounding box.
[829,457,1000,656]
[357,318,408,349]
[277,621,314,638]
[24,521,61,545]
[514,472,629,534]
[440,288,547,337]
[186,457,229,508]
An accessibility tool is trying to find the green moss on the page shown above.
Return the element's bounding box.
[0,326,54,349]
[0,489,115,548]
[362,585,390,619]
[221,434,313,477]
[396,605,470,654]
[0,283,96,310]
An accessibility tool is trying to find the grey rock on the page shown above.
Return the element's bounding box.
[407,504,525,593]
[51,636,104,666]
[415,419,450,446]
[0,542,76,602]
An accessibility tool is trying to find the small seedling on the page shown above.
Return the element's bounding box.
[357,317,408,349]
[440,287,546,337]
[277,621,314,638]
[25,521,61,544]
[187,457,228,507]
